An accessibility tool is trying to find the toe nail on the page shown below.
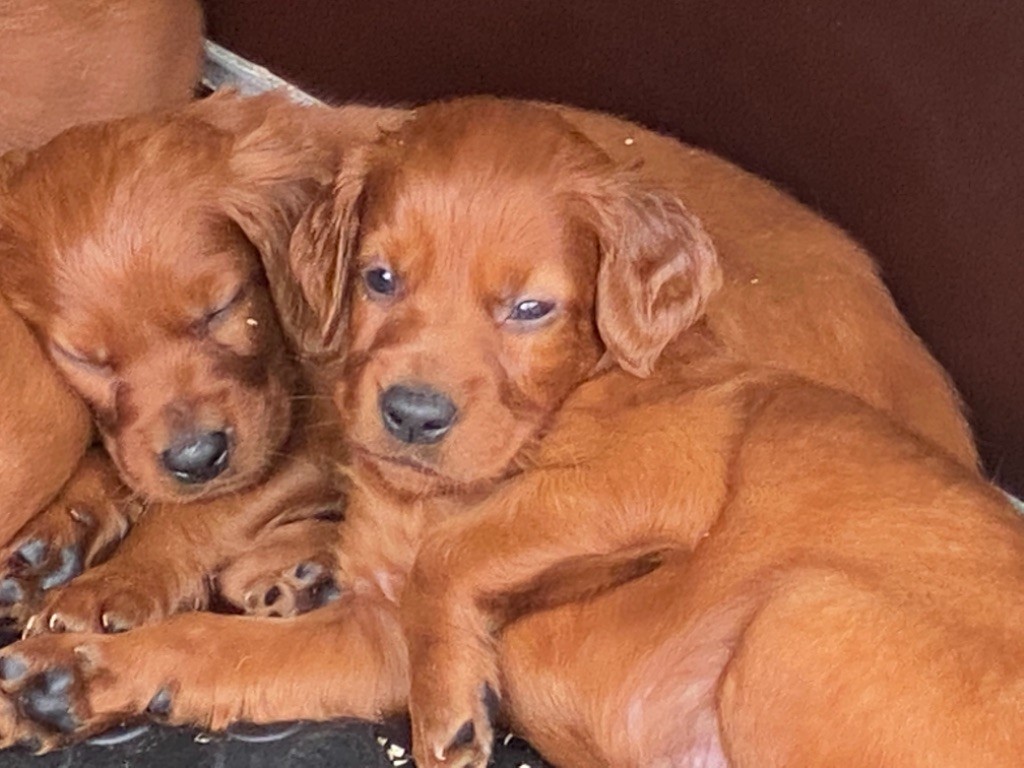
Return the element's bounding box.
[48,614,66,633]
[0,578,24,606]
[67,507,94,526]
[263,586,281,606]
[0,654,28,682]
[100,613,129,634]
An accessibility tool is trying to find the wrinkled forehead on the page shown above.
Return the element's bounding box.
[361,163,593,298]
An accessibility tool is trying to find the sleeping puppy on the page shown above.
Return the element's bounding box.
[0,100,1004,765]
[0,0,202,570]
[0,91,404,629]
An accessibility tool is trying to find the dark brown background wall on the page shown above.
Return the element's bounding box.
[203,0,1024,494]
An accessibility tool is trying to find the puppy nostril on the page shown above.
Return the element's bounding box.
[378,384,458,445]
[161,430,230,485]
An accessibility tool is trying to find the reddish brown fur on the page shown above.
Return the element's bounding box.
[0,0,202,550]
[0,93,405,629]
[0,99,1003,767]
[0,0,202,155]
[1,91,371,503]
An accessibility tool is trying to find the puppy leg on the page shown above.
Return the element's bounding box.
[26,457,341,635]
[216,518,340,618]
[0,450,139,627]
[0,596,407,751]
[403,459,723,768]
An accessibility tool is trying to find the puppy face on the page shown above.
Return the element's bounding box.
[0,95,329,502]
[293,99,720,498]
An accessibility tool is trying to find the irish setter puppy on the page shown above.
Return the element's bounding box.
[0,92,402,629]
[0,0,202,563]
[0,99,1000,766]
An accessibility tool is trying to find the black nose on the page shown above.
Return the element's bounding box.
[161,430,230,484]
[379,384,458,445]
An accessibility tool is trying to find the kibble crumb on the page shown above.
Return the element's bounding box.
[386,743,407,759]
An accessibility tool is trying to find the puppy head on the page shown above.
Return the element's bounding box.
[291,97,720,497]
[0,92,334,502]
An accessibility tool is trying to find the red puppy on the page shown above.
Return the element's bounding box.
[0,100,997,768]
[0,92,403,629]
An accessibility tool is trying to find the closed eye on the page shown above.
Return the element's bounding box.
[201,286,245,328]
[51,342,112,376]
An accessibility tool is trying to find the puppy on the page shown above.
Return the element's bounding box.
[0,92,403,630]
[0,87,975,627]
[0,0,202,565]
[0,99,996,764]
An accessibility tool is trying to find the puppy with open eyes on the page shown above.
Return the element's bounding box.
[0,91,405,630]
[0,98,1014,768]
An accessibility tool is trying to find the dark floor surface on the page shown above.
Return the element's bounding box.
[0,626,553,768]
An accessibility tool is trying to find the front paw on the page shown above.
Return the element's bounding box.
[407,628,500,768]
[24,569,185,636]
[0,458,136,627]
[216,525,340,619]
[237,560,340,619]
[0,633,160,750]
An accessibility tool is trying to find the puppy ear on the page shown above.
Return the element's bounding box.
[198,92,344,355]
[587,172,721,377]
[282,156,367,357]
[211,91,339,263]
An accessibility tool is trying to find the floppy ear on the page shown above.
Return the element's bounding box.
[201,92,344,354]
[588,172,721,377]
[279,155,368,358]
[213,90,338,257]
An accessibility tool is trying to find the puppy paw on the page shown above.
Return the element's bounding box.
[0,454,136,627]
[221,557,340,618]
[411,677,498,768]
[216,522,340,618]
[0,632,160,749]
[24,568,184,637]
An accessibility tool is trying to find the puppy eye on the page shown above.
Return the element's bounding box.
[363,267,398,297]
[52,343,112,376]
[202,287,245,326]
[507,299,555,323]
